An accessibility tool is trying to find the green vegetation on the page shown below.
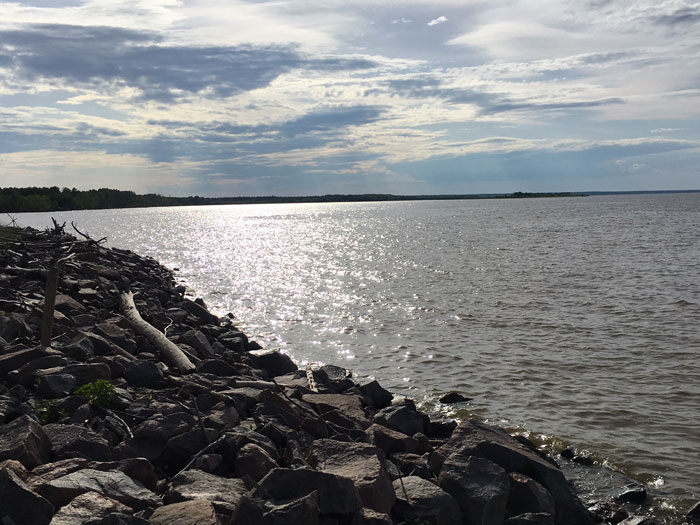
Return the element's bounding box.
[34,399,68,424]
[74,379,116,408]
[0,186,589,213]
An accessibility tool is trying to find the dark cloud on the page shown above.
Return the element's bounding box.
[653,7,700,26]
[0,24,376,102]
[378,75,624,115]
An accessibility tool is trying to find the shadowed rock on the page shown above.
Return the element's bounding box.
[0,467,54,525]
[393,475,461,525]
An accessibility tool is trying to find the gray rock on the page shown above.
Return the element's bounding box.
[430,420,594,525]
[44,423,112,461]
[63,362,112,385]
[166,468,248,514]
[350,508,394,525]
[49,492,132,525]
[373,405,426,436]
[234,442,277,481]
[438,454,510,525]
[616,483,647,504]
[505,513,556,525]
[54,294,86,314]
[181,329,215,358]
[688,501,700,524]
[0,312,33,341]
[95,323,137,354]
[366,423,419,455]
[391,452,431,479]
[249,349,298,377]
[124,360,165,388]
[263,490,319,525]
[37,372,77,398]
[182,299,220,325]
[83,513,149,525]
[260,467,362,515]
[306,440,395,513]
[35,468,161,511]
[197,358,237,376]
[392,475,461,525]
[0,467,54,525]
[0,414,52,468]
[149,500,219,525]
[302,393,371,430]
[0,346,55,375]
[507,472,556,517]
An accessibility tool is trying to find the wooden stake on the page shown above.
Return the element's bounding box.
[40,265,59,348]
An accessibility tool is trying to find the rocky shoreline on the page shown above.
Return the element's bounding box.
[0,225,697,525]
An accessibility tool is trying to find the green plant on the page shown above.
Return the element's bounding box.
[74,379,116,408]
[35,399,61,424]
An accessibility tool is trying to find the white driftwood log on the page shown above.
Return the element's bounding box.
[119,291,195,373]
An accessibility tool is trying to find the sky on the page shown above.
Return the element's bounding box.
[0,0,699,196]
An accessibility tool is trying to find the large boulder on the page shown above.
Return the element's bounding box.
[0,467,54,525]
[0,414,51,468]
[44,423,112,461]
[50,492,132,525]
[35,468,161,511]
[438,454,510,525]
[373,405,426,436]
[248,349,298,377]
[166,468,248,514]
[306,439,395,513]
[234,442,278,481]
[431,420,594,525]
[260,467,362,515]
[507,472,556,517]
[149,500,219,525]
[262,491,319,525]
[392,475,461,525]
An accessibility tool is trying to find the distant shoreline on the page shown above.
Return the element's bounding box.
[2,187,700,214]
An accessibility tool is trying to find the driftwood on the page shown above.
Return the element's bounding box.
[119,291,195,373]
[40,266,59,347]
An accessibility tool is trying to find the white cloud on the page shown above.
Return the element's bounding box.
[427,15,448,26]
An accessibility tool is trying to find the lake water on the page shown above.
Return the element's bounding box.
[16,193,700,516]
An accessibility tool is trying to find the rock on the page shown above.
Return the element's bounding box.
[391,452,432,479]
[95,323,138,354]
[197,358,238,377]
[0,346,54,375]
[302,393,371,430]
[425,416,457,439]
[83,513,149,525]
[616,483,647,504]
[181,329,215,358]
[63,362,112,385]
[687,501,700,524]
[366,423,419,455]
[392,475,461,525]
[359,380,393,409]
[149,500,220,525]
[50,492,132,525]
[192,453,224,474]
[249,349,298,377]
[373,405,426,436]
[35,468,161,511]
[36,372,77,398]
[351,508,394,525]
[430,420,594,525]
[234,442,277,481]
[507,472,556,517]
[0,312,33,341]
[124,360,165,388]
[131,412,193,443]
[54,294,86,314]
[0,467,54,525]
[0,414,51,468]
[262,491,319,525]
[438,454,510,525]
[44,423,113,461]
[9,354,68,386]
[587,501,628,525]
[505,513,556,525]
[260,467,362,515]
[0,459,30,482]
[439,391,472,404]
[306,439,395,513]
[166,468,248,514]
[84,332,133,358]
[182,299,220,325]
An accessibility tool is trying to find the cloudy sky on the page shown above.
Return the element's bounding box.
[1,0,699,196]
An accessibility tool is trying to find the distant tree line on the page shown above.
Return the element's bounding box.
[0,186,586,214]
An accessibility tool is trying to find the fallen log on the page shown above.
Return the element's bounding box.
[119,290,195,373]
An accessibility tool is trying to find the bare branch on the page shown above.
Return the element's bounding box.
[71,221,107,245]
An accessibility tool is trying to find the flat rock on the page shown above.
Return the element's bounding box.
[438,454,510,525]
[373,405,426,436]
[351,508,394,525]
[35,468,161,511]
[392,475,461,525]
[505,513,556,525]
[0,467,54,525]
[50,492,132,525]
[366,423,418,455]
[166,468,248,514]
[181,329,215,358]
[302,393,371,430]
[262,491,319,525]
[124,360,166,388]
[0,346,54,375]
[0,414,52,468]
[507,472,556,517]
[306,439,395,513]
[260,467,362,515]
[149,500,220,525]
